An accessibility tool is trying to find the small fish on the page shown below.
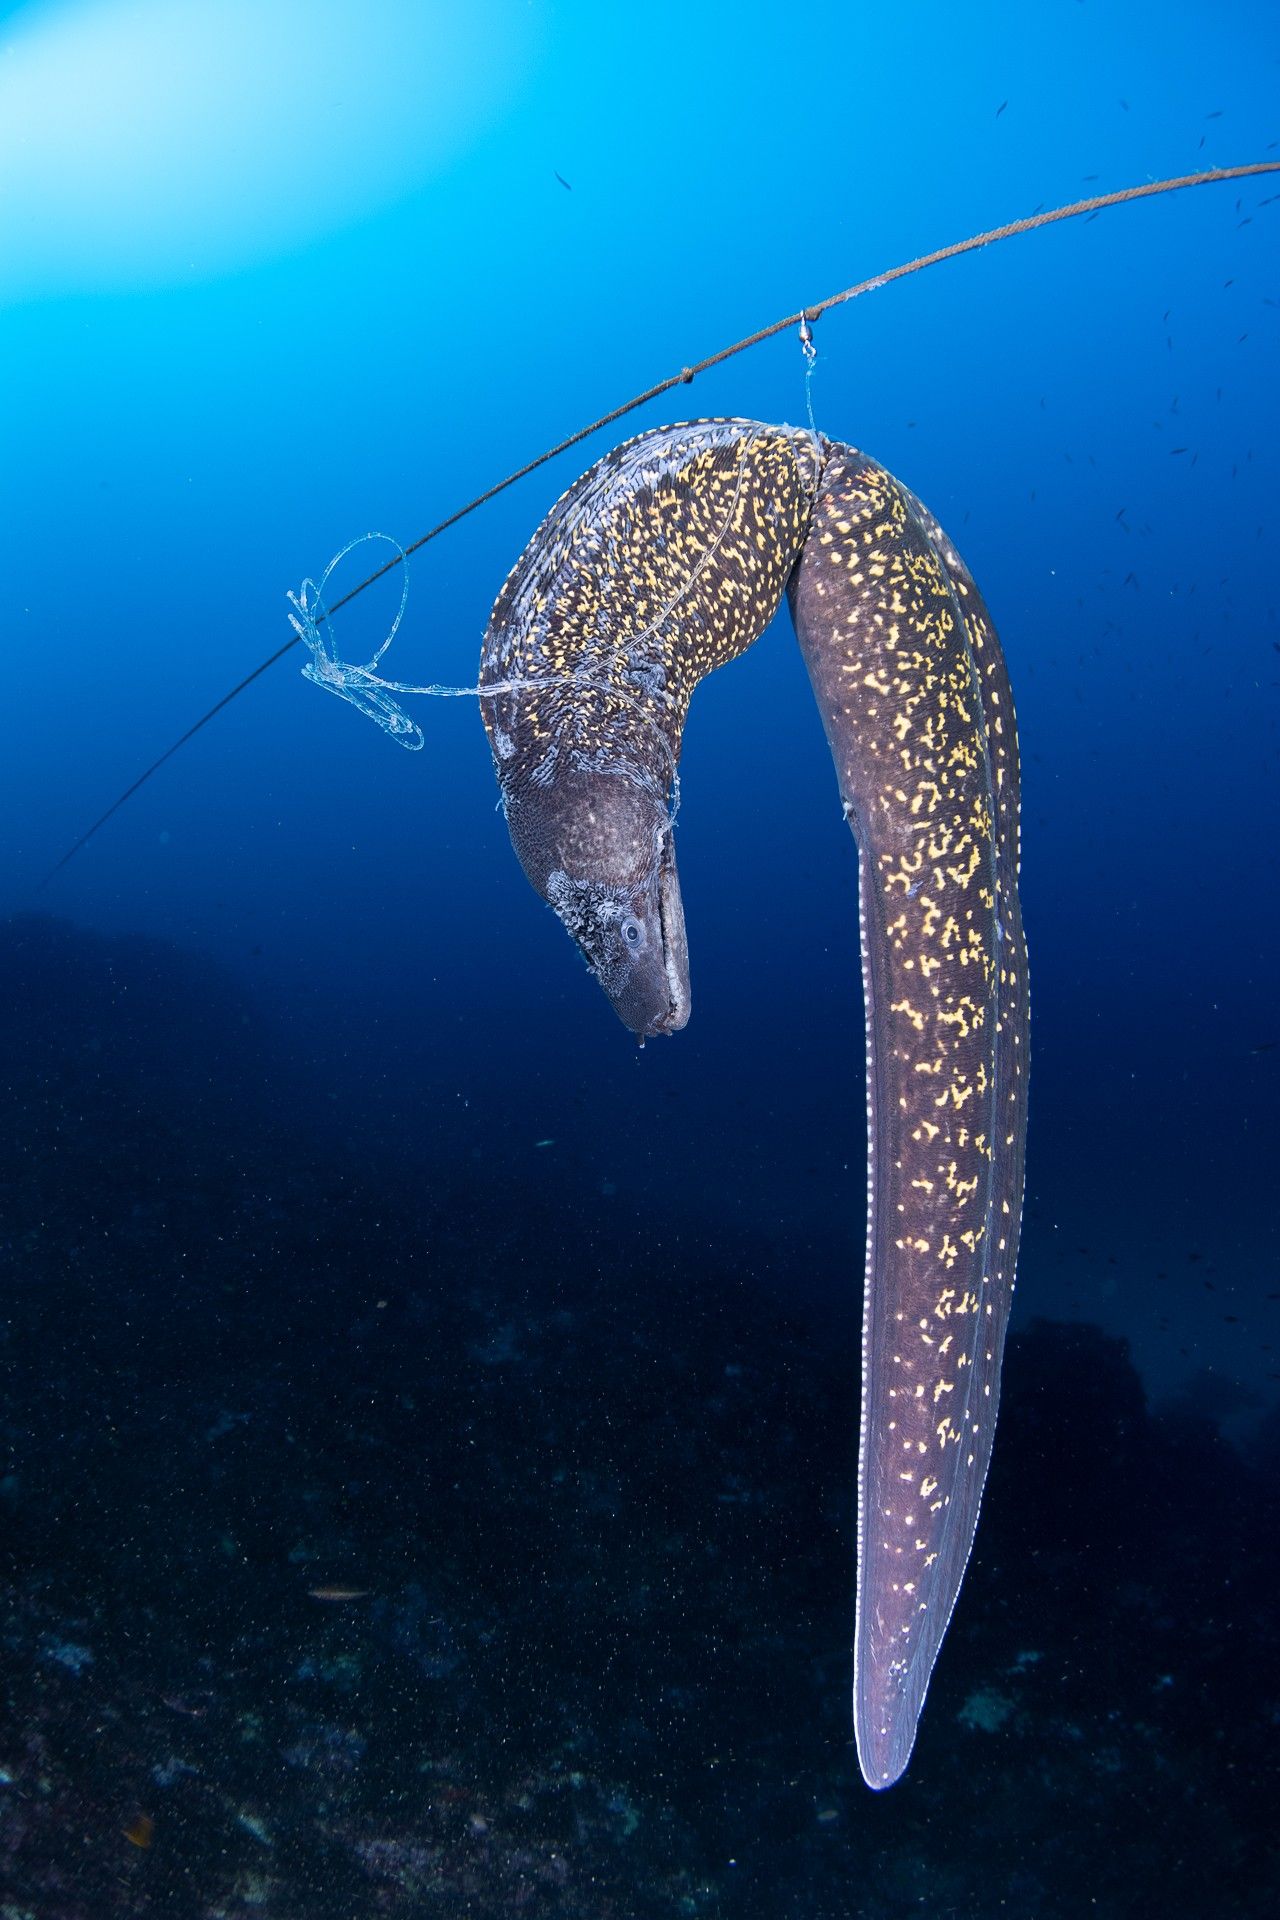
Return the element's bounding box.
[995,100,1008,117]
[123,1814,154,1849]
[534,1138,555,1148]
[554,170,572,191]
[160,1692,208,1717]
[308,1586,371,1602]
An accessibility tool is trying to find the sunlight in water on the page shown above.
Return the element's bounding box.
[0,0,532,296]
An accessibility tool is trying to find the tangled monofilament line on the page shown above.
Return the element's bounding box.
[287,532,685,828]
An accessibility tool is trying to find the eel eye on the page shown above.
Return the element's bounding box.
[620,916,643,950]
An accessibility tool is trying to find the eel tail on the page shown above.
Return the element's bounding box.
[789,442,1029,1788]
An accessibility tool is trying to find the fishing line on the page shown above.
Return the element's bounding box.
[288,533,686,831]
[799,314,819,435]
[38,161,1279,887]
[290,429,778,831]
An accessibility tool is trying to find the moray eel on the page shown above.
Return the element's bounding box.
[479,419,1029,1789]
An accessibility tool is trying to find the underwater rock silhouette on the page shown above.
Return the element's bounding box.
[1,917,1277,1916]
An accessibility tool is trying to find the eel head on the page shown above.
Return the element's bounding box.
[505,768,690,1040]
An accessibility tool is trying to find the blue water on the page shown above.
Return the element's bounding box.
[2,3,1277,1913]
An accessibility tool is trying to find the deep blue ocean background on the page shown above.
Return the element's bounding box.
[2,3,1278,1914]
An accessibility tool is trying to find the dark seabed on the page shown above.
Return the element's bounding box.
[2,915,1276,1919]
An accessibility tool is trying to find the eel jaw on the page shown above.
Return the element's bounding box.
[649,838,691,1037]
[602,831,691,1042]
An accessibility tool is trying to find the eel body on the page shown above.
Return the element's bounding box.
[480,420,1029,1788]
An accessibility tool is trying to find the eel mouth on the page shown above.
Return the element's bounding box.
[651,846,691,1035]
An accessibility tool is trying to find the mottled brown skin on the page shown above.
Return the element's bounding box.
[481,420,1029,1789]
